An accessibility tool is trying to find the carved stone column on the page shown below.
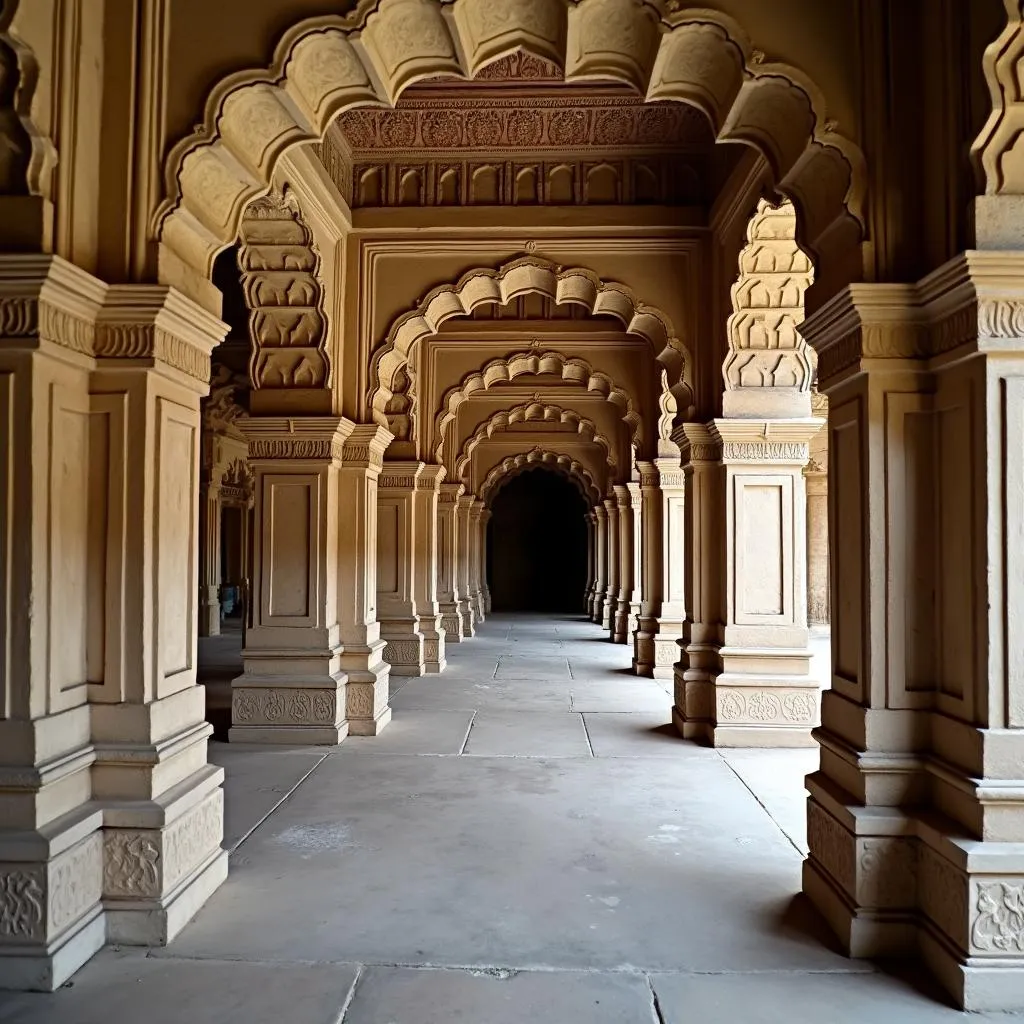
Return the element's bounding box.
[602,497,619,634]
[454,495,477,639]
[412,465,447,673]
[654,457,687,677]
[198,476,222,637]
[633,463,664,675]
[377,463,425,677]
[613,483,641,645]
[469,500,487,622]
[591,504,607,623]
[798,257,1024,1010]
[0,256,111,989]
[338,426,393,735]
[673,424,725,741]
[437,483,465,642]
[584,510,597,615]
[231,417,350,743]
[480,507,492,615]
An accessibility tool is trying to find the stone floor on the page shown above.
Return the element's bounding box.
[0,614,1013,1023]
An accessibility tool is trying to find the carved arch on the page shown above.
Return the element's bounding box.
[372,257,689,429]
[723,199,815,392]
[153,0,867,299]
[454,402,616,482]
[479,448,601,506]
[434,349,641,462]
[237,189,331,390]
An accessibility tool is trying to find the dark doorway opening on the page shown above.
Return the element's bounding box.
[486,468,587,612]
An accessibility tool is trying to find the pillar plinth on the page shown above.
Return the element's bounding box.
[437,483,466,641]
[479,508,492,615]
[591,504,608,622]
[231,417,352,744]
[613,483,641,645]
[413,465,447,673]
[647,458,687,677]
[454,495,477,638]
[338,426,394,734]
[377,463,426,677]
[198,478,223,637]
[601,498,619,633]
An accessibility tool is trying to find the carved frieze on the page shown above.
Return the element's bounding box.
[807,801,855,896]
[163,791,224,891]
[233,687,338,724]
[103,831,161,898]
[721,441,809,463]
[0,869,45,940]
[717,687,818,725]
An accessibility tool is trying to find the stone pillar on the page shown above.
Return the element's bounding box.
[633,463,661,674]
[673,424,725,740]
[469,499,487,623]
[584,510,597,615]
[0,256,111,989]
[338,426,393,735]
[198,478,222,637]
[653,457,687,677]
[377,463,425,677]
[602,497,619,634]
[413,465,447,673]
[454,495,477,638]
[591,503,607,623]
[480,507,492,615]
[613,483,641,644]
[797,259,1024,1010]
[806,396,830,626]
[437,483,465,642]
[231,417,351,744]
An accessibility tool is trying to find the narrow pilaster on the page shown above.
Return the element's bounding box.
[602,497,619,635]
[480,507,492,615]
[469,500,487,622]
[584,510,597,615]
[89,284,229,948]
[198,479,222,637]
[231,417,351,744]
[377,463,426,676]
[437,483,465,642]
[413,465,447,673]
[672,425,724,741]
[591,504,607,622]
[454,495,477,638]
[338,426,394,734]
[633,463,662,675]
[613,483,641,645]
[652,457,687,677]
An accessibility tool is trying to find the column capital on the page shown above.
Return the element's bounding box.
[468,498,486,520]
[711,418,822,466]
[654,455,685,489]
[636,460,660,490]
[241,415,355,463]
[603,495,617,513]
[342,424,393,472]
[455,493,477,512]
[439,481,465,502]
[672,422,721,466]
[95,284,229,390]
[0,254,105,362]
[416,463,447,490]
[593,503,607,522]
[378,460,423,491]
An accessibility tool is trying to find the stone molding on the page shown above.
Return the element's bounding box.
[341,424,394,472]
[233,686,339,726]
[241,415,356,463]
[711,419,821,465]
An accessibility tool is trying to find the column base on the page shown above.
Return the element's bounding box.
[381,624,426,677]
[420,623,447,674]
[652,634,683,679]
[198,592,221,638]
[632,625,656,676]
[0,907,105,993]
[457,600,476,639]
[439,604,465,643]
[613,602,634,645]
[342,639,392,735]
[472,591,486,622]
[231,677,348,744]
[600,597,615,631]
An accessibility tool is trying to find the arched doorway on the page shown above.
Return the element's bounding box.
[487,469,587,614]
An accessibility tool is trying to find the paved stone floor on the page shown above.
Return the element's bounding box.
[1,614,1015,1023]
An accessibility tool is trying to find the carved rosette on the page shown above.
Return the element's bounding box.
[238,191,331,391]
[724,200,815,392]
[716,687,819,727]
[232,687,339,725]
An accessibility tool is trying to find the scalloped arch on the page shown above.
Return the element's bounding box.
[374,256,688,431]
[454,401,616,483]
[434,349,641,463]
[150,0,868,306]
[480,448,601,506]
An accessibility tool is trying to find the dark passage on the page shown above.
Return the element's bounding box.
[486,468,587,612]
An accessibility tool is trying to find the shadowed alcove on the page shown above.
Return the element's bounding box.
[486,468,588,613]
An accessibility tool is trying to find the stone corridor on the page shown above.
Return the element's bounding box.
[0,615,1013,1023]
